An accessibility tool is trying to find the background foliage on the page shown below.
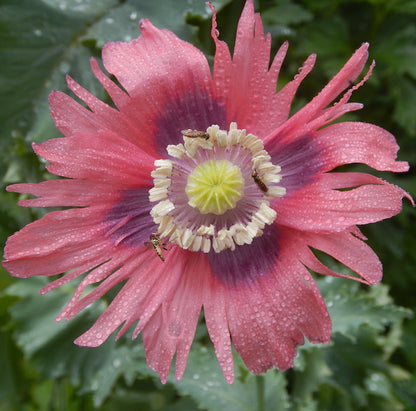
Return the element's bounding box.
[1,0,415,410]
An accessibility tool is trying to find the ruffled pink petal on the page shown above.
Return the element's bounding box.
[103,20,213,100]
[316,121,409,172]
[271,53,316,129]
[49,91,100,137]
[264,43,371,146]
[90,58,131,109]
[75,249,208,384]
[306,61,374,131]
[2,207,110,277]
[64,74,161,154]
[58,247,147,321]
[49,90,160,158]
[141,252,209,382]
[203,276,234,383]
[74,247,185,348]
[33,130,154,184]
[226,285,301,373]
[269,257,331,346]
[210,0,312,136]
[100,20,223,151]
[40,259,107,295]
[66,74,121,119]
[8,180,121,207]
[276,172,410,232]
[302,229,382,284]
[278,226,382,284]
[224,249,330,373]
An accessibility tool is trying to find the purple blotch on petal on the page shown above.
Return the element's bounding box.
[154,88,227,154]
[268,135,324,195]
[106,188,157,248]
[208,224,279,286]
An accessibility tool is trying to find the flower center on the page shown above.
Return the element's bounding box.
[186,159,244,215]
[148,123,286,254]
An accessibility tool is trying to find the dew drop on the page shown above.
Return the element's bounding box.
[371,373,381,381]
[112,358,121,368]
[60,61,70,74]
[168,320,182,337]
[106,17,114,24]
[33,29,42,37]
[129,11,137,20]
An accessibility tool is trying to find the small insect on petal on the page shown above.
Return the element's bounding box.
[252,170,268,193]
[145,233,168,261]
[181,129,210,140]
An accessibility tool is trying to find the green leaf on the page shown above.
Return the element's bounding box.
[0,0,117,150]
[292,14,351,75]
[80,343,150,407]
[0,333,20,410]
[323,328,405,411]
[261,0,313,27]
[172,345,289,411]
[393,375,416,410]
[317,277,412,341]
[374,23,416,79]
[391,77,416,137]
[255,0,313,40]
[6,277,115,386]
[81,0,221,49]
[288,277,414,410]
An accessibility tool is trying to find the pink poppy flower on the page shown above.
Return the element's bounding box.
[2,0,411,384]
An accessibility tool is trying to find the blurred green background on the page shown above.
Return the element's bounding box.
[0,0,415,410]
